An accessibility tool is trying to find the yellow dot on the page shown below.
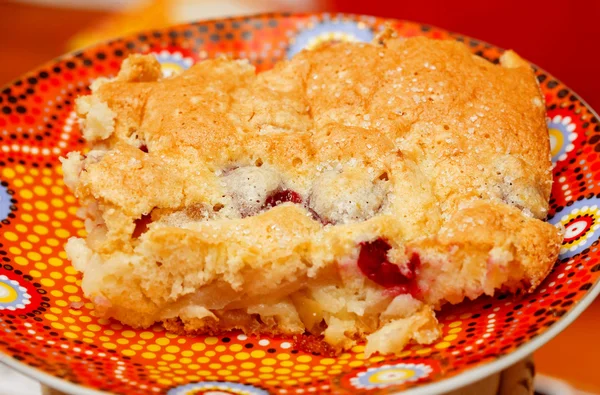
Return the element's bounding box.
[197,370,211,377]
[142,352,156,359]
[15,224,27,233]
[8,247,21,255]
[247,378,260,384]
[122,350,136,357]
[294,365,310,371]
[68,295,81,302]
[314,366,326,371]
[51,186,64,195]
[44,314,58,321]
[47,238,59,247]
[435,342,451,349]
[155,337,170,346]
[20,214,33,223]
[26,251,41,261]
[33,186,47,196]
[259,367,273,373]
[229,344,243,352]
[197,357,209,363]
[82,331,95,338]
[209,363,222,369]
[200,337,217,345]
[449,321,462,328]
[219,355,234,363]
[215,345,226,352]
[14,257,28,266]
[87,324,102,332]
[56,229,70,239]
[156,379,172,386]
[258,373,273,380]
[29,270,41,278]
[34,201,49,211]
[65,267,79,276]
[33,225,48,235]
[321,358,335,365]
[27,234,39,243]
[165,345,180,353]
[369,356,385,363]
[63,332,78,339]
[180,358,191,364]
[51,290,64,298]
[235,352,250,360]
[240,371,253,378]
[147,344,161,352]
[79,316,91,323]
[251,350,265,358]
[281,361,294,367]
[449,328,462,334]
[4,232,18,241]
[63,317,75,324]
[63,285,78,294]
[297,355,312,363]
[39,246,52,255]
[275,368,291,375]
[284,380,299,385]
[263,358,277,366]
[40,278,55,287]
[415,348,432,355]
[51,322,65,330]
[49,271,62,280]
[20,241,32,249]
[185,375,200,381]
[19,190,33,199]
[277,353,290,360]
[35,262,47,270]
[161,354,176,361]
[241,362,256,369]
[444,334,458,341]
[2,168,15,178]
[217,370,232,376]
[131,344,142,351]
[121,330,136,338]
[48,258,63,267]
[349,360,364,367]
[36,213,50,222]
[188,364,200,370]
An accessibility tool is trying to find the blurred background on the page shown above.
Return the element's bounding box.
[0,0,599,394]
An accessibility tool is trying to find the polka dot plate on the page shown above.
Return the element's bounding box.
[0,13,599,395]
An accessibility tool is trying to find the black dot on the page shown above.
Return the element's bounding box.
[169,31,178,39]
[221,337,231,343]
[547,80,558,89]
[96,52,106,60]
[198,25,209,33]
[244,343,253,349]
[242,31,252,40]
[2,106,11,114]
[537,74,547,83]
[114,49,124,57]
[15,106,26,114]
[38,71,49,79]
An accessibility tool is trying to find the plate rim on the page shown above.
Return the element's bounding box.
[0,11,598,395]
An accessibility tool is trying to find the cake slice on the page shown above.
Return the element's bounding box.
[61,34,562,355]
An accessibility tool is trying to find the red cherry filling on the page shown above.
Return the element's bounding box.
[133,214,152,238]
[264,189,303,208]
[357,238,420,295]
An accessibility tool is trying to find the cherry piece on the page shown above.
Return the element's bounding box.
[264,189,302,208]
[133,214,152,238]
[357,238,420,295]
[139,144,148,153]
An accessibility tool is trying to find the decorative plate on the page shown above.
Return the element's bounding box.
[0,13,598,395]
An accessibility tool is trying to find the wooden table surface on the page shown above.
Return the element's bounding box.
[0,1,598,393]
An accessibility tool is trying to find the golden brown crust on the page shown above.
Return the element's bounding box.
[62,35,562,355]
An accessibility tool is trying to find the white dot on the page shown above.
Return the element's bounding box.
[280,342,292,349]
[237,334,247,341]
[258,339,270,346]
